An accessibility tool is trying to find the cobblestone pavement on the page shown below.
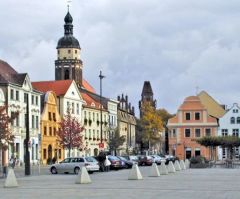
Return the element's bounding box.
[0,167,240,199]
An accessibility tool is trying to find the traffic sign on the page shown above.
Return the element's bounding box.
[99,143,104,149]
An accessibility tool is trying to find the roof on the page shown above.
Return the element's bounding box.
[179,96,206,111]
[0,59,27,85]
[32,80,73,96]
[81,92,106,111]
[82,79,96,93]
[197,91,225,118]
[141,81,153,96]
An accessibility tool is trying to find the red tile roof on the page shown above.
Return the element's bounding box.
[82,79,96,93]
[32,80,73,96]
[81,92,105,110]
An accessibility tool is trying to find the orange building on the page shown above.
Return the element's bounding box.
[167,96,218,160]
[39,91,64,165]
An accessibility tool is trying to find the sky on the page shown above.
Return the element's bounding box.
[1,0,240,116]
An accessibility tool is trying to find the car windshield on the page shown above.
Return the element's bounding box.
[85,157,97,162]
[130,156,138,161]
[108,156,119,160]
[119,156,127,161]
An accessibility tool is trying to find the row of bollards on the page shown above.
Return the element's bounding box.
[3,159,191,187]
[128,159,190,180]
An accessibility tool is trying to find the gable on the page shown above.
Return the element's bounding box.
[22,75,32,91]
[65,81,83,101]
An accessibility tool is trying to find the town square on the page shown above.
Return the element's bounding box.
[1,1,240,198]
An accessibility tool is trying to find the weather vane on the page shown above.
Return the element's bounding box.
[67,0,72,11]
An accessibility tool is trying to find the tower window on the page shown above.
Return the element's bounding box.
[68,50,71,54]
[64,69,70,80]
[58,50,60,55]
[75,50,77,54]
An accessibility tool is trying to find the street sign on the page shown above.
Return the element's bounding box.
[99,143,104,149]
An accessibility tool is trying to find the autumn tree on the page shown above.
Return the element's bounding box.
[157,109,174,153]
[139,102,163,153]
[0,105,18,165]
[108,128,126,155]
[56,109,84,157]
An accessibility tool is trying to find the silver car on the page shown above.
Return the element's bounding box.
[50,156,100,174]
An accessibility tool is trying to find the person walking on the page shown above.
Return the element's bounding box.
[104,155,111,172]
[98,151,106,172]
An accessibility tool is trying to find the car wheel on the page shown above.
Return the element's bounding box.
[74,167,80,174]
[51,167,58,174]
[88,171,93,174]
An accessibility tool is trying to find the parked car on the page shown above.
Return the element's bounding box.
[165,155,177,164]
[151,155,165,165]
[122,155,139,164]
[138,155,153,166]
[108,155,122,170]
[50,156,99,174]
[117,156,134,169]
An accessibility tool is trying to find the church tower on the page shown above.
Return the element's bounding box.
[55,10,83,86]
[139,81,157,118]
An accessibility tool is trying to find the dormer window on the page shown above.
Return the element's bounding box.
[185,113,191,120]
[91,102,95,107]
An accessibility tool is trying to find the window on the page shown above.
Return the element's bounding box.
[53,113,56,121]
[72,103,74,114]
[76,103,79,115]
[67,101,70,109]
[205,128,211,136]
[195,149,201,157]
[58,149,61,159]
[58,50,60,55]
[36,116,39,129]
[231,117,235,124]
[49,112,52,121]
[195,112,200,120]
[195,129,201,137]
[44,126,47,135]
[172,129,176,137]
[32,95,34,105]
[89,129,91,138]
[16,90,19,101]
[10,89,14,100]
[93,113,95,122]
[185,129,191,137]
[35,96,38,105]
[32,115,35,128]
[16,115,19,127]
[237,117,240,124]
[11,112,15,126]
[75,50,77,54]
[68,49,71,54]
[24,93,28,103]
[43,149,47,159]
[221,129,228,136]
[54,128,56,136]
[49,127,52,136]
[233,129,239,137]
[185,113,191,120]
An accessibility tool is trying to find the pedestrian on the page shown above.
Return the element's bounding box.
[104,155,111,172]
[98,151,106,172]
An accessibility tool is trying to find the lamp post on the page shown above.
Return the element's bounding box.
[99,71,105,144]
[24,93,30,175]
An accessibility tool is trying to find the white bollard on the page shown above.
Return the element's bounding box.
[174,160,182,171]
[128,164,143,180]
[75,166,91,184]
[167,161,176,173]
[149,163,160,177]
[4,168,18,188]
[180,160,186,170]
[185,159,190,169]
[159,163,168,175]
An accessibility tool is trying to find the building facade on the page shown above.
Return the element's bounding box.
[39,91,64,165]
[32,80,84,158]
[218,103,240,160]
[117,94,136,155]
[167,96,218,160]
[0,60,41,167]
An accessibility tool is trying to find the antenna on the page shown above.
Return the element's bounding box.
[195,86,199,95]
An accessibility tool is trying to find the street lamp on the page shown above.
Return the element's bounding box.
[99,71,105,144]
[24,93,30,175]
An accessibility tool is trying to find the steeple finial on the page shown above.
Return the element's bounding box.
[67,0,72,12]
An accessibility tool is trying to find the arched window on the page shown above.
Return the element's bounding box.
[64,69,69,79]
[237,117,240,124]
[230,117,235,124]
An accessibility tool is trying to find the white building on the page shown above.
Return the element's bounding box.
[218,103,240,160]
[0,60,41,167]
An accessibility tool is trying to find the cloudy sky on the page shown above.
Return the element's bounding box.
[1,0,240,115]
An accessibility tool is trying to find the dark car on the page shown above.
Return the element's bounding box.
[165,155,178,165]
[117,156,134,169]
[138,155,153,166]
[122,155,139,165]
[108,155,122,170]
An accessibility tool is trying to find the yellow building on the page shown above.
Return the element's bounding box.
[39,91,64,165]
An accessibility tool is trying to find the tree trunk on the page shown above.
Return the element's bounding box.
[68,147,71,158]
